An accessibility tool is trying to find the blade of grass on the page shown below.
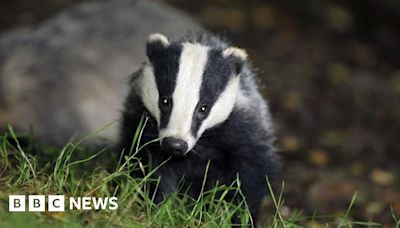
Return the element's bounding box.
[7,125,36,179]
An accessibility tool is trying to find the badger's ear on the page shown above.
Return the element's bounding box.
[146,33,170,60]
[223,47,248,75]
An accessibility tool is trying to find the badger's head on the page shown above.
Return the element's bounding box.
[138,33,247,156]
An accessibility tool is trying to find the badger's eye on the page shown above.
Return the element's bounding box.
[161,96,171,106]
[200,105,208,113]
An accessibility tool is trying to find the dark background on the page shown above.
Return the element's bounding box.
[1,0,399,225]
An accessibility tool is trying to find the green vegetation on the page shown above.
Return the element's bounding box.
[0,124,385,227]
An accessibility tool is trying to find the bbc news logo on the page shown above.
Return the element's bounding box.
[9,195,118,212]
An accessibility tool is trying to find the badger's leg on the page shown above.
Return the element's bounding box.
[228,177,265,227]
[149,165,180,204]
[232,144,279,226]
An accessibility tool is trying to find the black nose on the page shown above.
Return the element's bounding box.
[161,137,188,155]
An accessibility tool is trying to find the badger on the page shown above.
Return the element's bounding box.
[119,32,280,224]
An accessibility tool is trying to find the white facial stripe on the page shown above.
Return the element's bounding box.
[160,43,210,149]
[139,65,160,124]
[198,76,240,137]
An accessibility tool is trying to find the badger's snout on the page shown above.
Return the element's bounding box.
[161,137,188,156]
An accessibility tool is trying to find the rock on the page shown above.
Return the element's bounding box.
[0,0,202,146]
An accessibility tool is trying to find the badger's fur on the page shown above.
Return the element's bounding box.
[119,32,280,223]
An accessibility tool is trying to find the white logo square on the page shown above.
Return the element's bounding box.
[28,195,45,211]
[48,195,65,212]
[9,195,26,212]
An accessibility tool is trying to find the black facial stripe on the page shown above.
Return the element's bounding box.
[150,44,183,128]
[191,49,235,136]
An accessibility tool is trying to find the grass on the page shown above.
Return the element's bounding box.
[0,122,389,227]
